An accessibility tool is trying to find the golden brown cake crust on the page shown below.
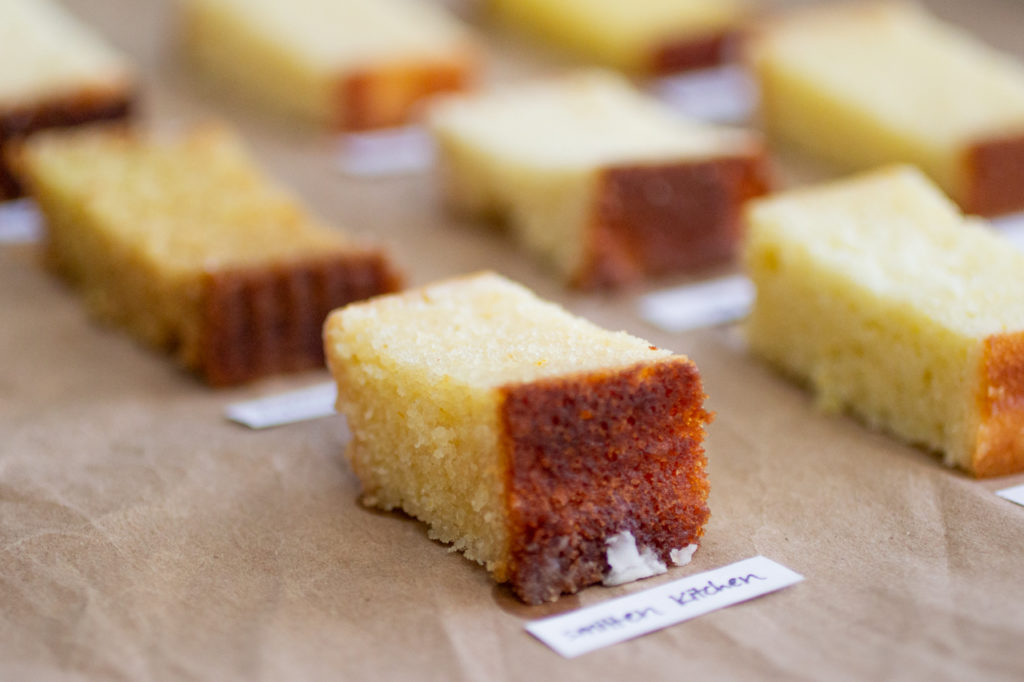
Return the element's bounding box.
[974,331,1024,477]
[650,30,735,75]
[200,253,403,386]
[577,151,772,289]
[499,358,712,604]
[339,57,476,131]
[962,133,1024,217]
[0,87,134,200]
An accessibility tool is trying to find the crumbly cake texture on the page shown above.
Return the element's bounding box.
[489,0,748,73]
[324,272,711,604]
[181,0,479,131]
[0,0,135,200]
[744,165,1024,478]
[12,125,402,386]
[745,1,1024,216]
[429,72,771,290]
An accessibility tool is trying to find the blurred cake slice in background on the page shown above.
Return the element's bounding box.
[0,0,136,200]
[489,0,750,74]
[11,125,403,385]
[746,1,1024,216]
[181,0,480,131]
[429,71,771,289]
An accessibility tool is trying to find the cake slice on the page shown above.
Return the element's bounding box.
[428,72,771,289]
[489,0,749,74]
[323,272,711,603]
[745,1,1024,216]
[0,0,136,200]
[11,125,402,385]
[181,0,479,131]
[743,165,1024,477]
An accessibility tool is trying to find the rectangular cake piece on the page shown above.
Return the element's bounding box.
[11,125,403,386]
[324,272,711,603]
[181,0,479,131]
[489,0,749,74]
[745,1,1024,216]
[0,0,136,200]
[428,72,771,289]
[744,165,1024,477]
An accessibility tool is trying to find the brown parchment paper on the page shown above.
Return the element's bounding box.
[3,1,1024,680]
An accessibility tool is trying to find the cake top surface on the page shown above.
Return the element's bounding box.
[18,126,353,273]
[429,71,760,169]
[745,165,1024,337]
[0,0,134,107]
[747,1,1024,144]
[493,0,747,42]
[184,0,474,68]
[327,272,676,388]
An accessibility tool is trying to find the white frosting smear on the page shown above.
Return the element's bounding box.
[603,531,667,586]
[669,544,699,566]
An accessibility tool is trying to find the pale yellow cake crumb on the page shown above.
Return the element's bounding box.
[744,165,1024,476]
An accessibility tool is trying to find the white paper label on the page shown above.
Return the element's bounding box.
[996,483,1024,507]
[225,382,337,429]
[651,65,757,123]
[336,126,435,177]
[992,212,1024,253]
[0,198,43,243]
[638,274,753,333]
[526,556,803,658]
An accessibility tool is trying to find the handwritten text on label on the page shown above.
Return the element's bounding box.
[526,556,803,658]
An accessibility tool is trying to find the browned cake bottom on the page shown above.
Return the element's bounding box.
[575,152,772,289]
[339,58,475,131]
[0,88,133,200]
[974,330,1024,477]
[500,359,711,604]
[650,30,737,74]
[962,133,1024,217]
[201,253,403,386]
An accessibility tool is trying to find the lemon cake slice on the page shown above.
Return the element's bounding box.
[324,272,712,603]
[490,0,749,74]
[744,165,1024,478]
[745,1,1024,216]
[12,125,402,386]
[0,0,135,200]
[181,0,479,131]
[429,72,771,289]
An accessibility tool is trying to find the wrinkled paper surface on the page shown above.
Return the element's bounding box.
[3,0,1024,679]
